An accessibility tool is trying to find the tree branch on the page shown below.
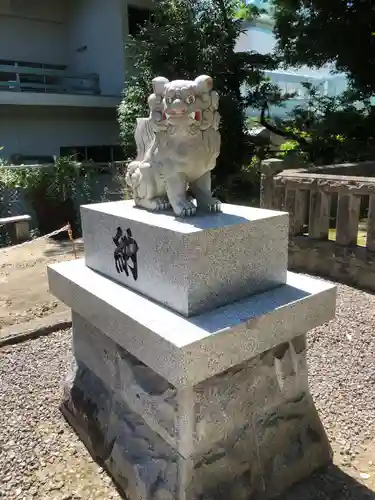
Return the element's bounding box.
[259,101,309,147]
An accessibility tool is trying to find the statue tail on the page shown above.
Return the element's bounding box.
[125,117,155,189]
[134,117,155,162]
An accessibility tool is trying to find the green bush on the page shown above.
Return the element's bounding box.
[0,157,97,236]
[0,156,95,200]
[276,85,375,165]
[118,0,278,191]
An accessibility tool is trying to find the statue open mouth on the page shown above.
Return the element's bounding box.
[167,108,188,116]
[166,110,201,121]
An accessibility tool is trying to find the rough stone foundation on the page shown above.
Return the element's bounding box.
[61,313,332,500]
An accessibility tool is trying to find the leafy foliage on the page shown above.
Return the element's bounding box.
[271,0,375,98]
[0,156,96,202]
[259,0,375,166]
[273,84,375,165]
[118,0,279,193]
[235,0,269,20]
[0,157,102,236]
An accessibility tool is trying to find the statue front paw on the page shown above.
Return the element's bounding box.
[173,199,197,218]
[154,198,171,211]
[134,197,171,212]
[197,197,222,213]
[208,198,221,213]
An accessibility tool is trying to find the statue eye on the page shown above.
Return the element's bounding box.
[166,96,174,104]
[186,95,196,104]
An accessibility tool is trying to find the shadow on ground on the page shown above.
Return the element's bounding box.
[276,465,375,499]
[43,239,84,258]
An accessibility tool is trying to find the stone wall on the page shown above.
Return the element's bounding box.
[261,159,375,292]
[290,160,375,177]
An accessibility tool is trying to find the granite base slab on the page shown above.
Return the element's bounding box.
[81,200,289,316]
[48,259,337,386]
[62,312,332,500]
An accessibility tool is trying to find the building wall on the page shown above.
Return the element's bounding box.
[0,0,67,23]
[237,22,337,79]
[237,23,276,55]
[0,0,68,65]
[67,0,127,96]
[237,18,348,118]
[327,75,349,97]
[0,106,120,160]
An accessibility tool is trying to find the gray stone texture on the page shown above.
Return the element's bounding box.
[193,335,309,457]
[61,313,332,500]
[289,237,375,291]
[72,312,178,448]
[48,260,337,387]
[261,160,375,293]
[48,199,338,499]
[81,200,289,316]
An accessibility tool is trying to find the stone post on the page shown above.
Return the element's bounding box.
[366,194,375,252]
[260,158,284,209]
[308,190,330,240]
[336,193,361,246]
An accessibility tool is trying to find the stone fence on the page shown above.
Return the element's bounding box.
[261,159,375,291]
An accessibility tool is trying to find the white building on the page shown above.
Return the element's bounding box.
[0,0,152,163]
[0,0,348,162]
[237,0,348,117]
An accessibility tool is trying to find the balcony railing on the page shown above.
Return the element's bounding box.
[0,64,100,95]
[264,70,330,99]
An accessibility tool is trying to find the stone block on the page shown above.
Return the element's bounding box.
[80,200,289,316]
[71,312,179,451]
[48,259,337,387]
[61,312,332,500]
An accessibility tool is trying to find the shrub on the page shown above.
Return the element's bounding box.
[0,157,96,236]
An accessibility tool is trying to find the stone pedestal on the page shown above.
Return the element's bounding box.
[48,201,337,500]
[80,201,289,316]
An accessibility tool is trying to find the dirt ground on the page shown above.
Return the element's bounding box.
[0,237,83,332]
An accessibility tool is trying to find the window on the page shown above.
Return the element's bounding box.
[0,59,66,71]
[60,147,86,162]
[128,5,153,37]
[60,146,125,163]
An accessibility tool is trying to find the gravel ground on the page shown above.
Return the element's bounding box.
[1,280,375,499]
[0,329,121,500]
[307,281,375,457]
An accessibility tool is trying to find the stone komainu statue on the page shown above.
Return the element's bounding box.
[125,75,221,217]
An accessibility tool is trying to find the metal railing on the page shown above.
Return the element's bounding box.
[0,64,100,95]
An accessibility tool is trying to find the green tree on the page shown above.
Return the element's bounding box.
[271,0,375,98]
[261,84,375,165]
[118,0,278,190]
